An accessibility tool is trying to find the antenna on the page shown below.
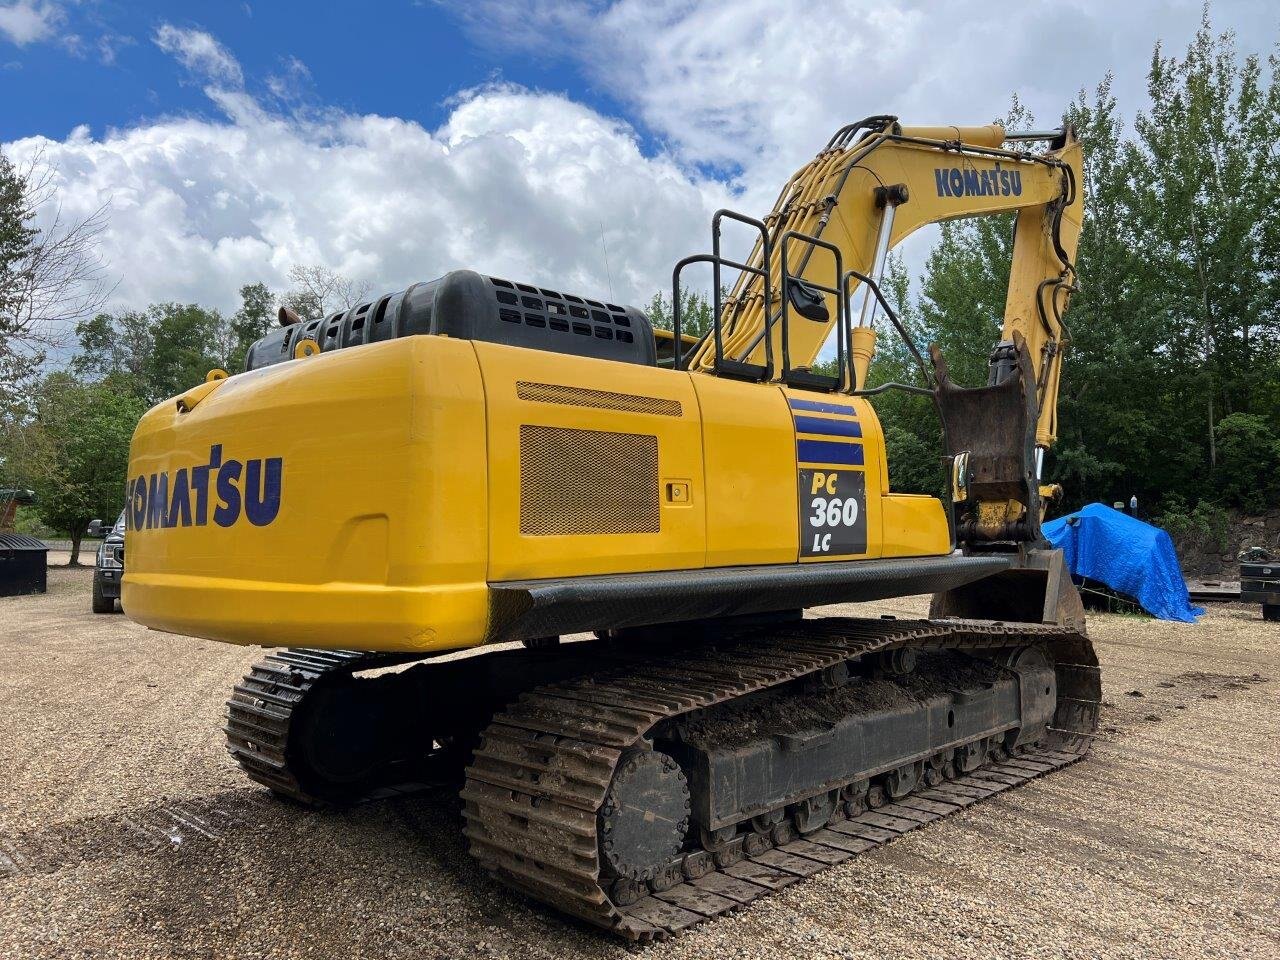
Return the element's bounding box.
[598,221,615,301]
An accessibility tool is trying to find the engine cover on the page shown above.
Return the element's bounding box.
[246,269,656,370]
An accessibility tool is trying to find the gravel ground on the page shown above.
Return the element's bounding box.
[1,561,1277,959]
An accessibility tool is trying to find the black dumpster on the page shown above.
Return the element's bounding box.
[0,533,48,596]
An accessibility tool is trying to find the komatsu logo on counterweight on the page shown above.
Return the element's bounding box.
[935,163,1022,198]
[126,444,282,530]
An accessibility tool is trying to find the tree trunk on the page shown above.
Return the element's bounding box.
[69,532,82,567]
[1208,392,1216,469]
[1188,216,1216,470]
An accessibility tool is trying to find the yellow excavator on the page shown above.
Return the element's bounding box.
[122,115,1099,940]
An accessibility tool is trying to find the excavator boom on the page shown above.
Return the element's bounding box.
[687,118,1083,452]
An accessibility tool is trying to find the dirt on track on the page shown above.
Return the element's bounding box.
[1,562,1277,960]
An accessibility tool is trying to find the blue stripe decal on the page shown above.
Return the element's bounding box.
[788,398,857,415]
[793,415,862,438]
[797,439,864,466]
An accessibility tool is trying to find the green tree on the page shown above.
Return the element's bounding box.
[1049,76,1162,508]
[0,148,110,409]
[865,252,944,495]
[71,309,153,392]
[645,287,718,338]
[1130,11,1280,474]
[4,374,146,565]
[279,264,370,320]
[145,303,226,402]
[224,282,275,372]
[0,154,37,350]
[1213,413,1280,511]
[73,302,228,404]
[906,14,1280,517]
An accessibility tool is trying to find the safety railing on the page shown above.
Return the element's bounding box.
[672,209,939,397]
[779,230,847,393]
[672,209,773,381]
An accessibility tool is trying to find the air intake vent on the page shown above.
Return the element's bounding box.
[519,425,660,536]
[516,381,683,417]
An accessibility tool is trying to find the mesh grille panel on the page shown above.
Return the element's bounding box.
[517,381,682,417]
[520,425,660,536]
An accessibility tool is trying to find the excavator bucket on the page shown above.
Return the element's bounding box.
[928,332,1086,630]
[930,332,1042,544]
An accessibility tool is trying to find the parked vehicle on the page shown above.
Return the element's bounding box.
[87,511,125,613]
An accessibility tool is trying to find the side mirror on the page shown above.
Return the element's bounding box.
[87,519,104,537]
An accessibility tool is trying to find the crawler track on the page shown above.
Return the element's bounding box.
[462,617,1099,940]
[225,648,429,805]
[225,618,1099,939]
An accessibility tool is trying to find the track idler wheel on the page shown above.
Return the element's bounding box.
[955,737,990,774]
[883,761,924,800]
[599,750,690,882]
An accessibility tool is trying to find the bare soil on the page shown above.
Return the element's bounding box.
[0,562,1276,959]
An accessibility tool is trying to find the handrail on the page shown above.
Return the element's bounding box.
[673,209,774,381]
[778,230,845,393]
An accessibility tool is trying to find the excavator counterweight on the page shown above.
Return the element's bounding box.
[122,114,1098,940]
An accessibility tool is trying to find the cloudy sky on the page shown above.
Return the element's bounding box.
[1,0,1275,321]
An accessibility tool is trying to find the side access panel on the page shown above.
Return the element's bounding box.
[475,342,706,581]
[691,375,797,567]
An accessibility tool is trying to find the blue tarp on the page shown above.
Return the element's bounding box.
[1043,503,1204,623]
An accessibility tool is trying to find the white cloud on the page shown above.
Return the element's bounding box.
[96,32,134,66]
[449,0,1277,211]
[7,1,1274,343]
[3,82,727,322]
[266,55,311,101]
[153,23,243,87]
[0,0,61,46]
